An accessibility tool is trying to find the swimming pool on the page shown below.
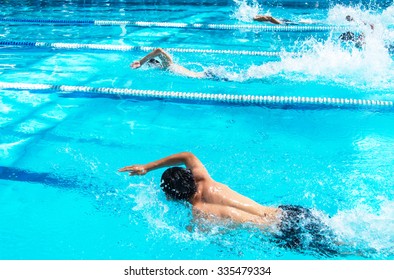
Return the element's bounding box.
[0,0,393,260]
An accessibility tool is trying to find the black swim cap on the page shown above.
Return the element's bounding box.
[339,31,356,41]
[160,167,196,201]
[148,58,162,67]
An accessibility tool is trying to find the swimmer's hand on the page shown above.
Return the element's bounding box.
[118,164,147,176]
[131,61,141,69]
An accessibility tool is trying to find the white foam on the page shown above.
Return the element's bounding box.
[238,3,394,91]
[328,3,394,29]
[330,200,394,255]
[231,0,261,22]
[245,32,393,90]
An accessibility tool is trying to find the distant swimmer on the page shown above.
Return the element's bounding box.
[339,31,365,49]
[119,151,340,256]
[345,15,374,30]
[130,48,228,81]
[339,15,374,49]
[253,15,283,24]
[253,15,296,25]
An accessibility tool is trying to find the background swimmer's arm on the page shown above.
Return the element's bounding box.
[130,48,173,69]
[359,18,374,30]
[253,15,282,24]
[366,22,374,30]
[118,152,211,181]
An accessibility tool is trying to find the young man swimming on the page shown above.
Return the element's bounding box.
[119,151,338,255]
[130,48,226,81]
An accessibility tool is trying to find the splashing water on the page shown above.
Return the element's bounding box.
[329,199,394,258]
[328,4,394,45]
[230,4,392,92]
[246,32,393,91]
[327,4,393,28]
[231,0,262,22]
[205,4,394,90]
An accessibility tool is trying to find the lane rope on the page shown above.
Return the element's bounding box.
[0,17,353,32]
[0,82,392,109]
[0,40,287,56]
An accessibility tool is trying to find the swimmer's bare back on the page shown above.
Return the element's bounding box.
[191,179,282,230]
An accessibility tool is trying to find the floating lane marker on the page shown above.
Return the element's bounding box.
[0,17,353,32]
[0,82,392,110]
[0,40,286,57]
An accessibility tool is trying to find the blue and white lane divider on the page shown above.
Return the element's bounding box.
[0,82,392,109]
[0,17,351,32]
[0,40,285,57]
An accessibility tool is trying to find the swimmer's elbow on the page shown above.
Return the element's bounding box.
[180,151,196,160]
[151,48,162,55]
[155,48,165,54]
[178,152,200,167]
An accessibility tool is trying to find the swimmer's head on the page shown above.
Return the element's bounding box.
[147,58,163,68]
[339,31,356,41]
[346,15,354,22]
[160,167,196,201]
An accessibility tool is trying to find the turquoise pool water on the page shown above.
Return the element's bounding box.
[0,0,394,260]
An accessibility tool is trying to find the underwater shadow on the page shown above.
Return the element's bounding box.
[0,166,78,189]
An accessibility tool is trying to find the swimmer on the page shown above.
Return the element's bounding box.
[253,15,295,25]
[339,31,366,49]
[130,48,227,81]
[253,15,283,24]
[339,14,376,49]
[119,152,339,255]
[346,15,374,30]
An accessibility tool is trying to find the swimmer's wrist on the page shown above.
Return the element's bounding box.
[143,163,152,173]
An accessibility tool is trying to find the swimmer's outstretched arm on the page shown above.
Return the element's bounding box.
[130,48,173,69]
[346,15,374,30]
[118,152,211,181]
[253,15,282,25]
